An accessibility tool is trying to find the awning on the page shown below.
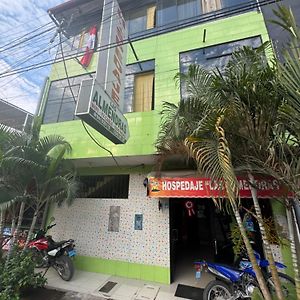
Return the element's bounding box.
[147,176,292,199]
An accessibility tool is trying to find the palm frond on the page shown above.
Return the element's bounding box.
[37,135,71,156]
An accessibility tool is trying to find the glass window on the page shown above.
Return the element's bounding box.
[147,5,157,29]
[177,0,199,20]
[56,28,100,59]
[157,0,177,26]
[201,0,222,14]
[134,72,154,112]
[129,9,147,34]
[179,36,262,97]
[128,3,157,35]
[124,60,155,113]
[43,73,94,124]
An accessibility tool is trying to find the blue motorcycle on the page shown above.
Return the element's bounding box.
[195,251,295,300]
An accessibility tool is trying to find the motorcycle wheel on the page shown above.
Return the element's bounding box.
[266,272,295,297]
[55,255,74,281]
[203,280,233,300]
[29,248,45,268]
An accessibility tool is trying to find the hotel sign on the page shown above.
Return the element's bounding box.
[148,176,291,199]
[75,0,129,144]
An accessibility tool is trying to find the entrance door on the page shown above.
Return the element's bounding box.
[169,198,234,283]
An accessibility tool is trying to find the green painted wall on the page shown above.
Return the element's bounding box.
[74,255,170,284]
[41,11,269,161]
[271,200,294,277]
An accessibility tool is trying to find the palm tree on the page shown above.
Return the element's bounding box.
[156,44,287,299]
[22,144,78,247]
[250,5,300,298]
[0,117,77,253]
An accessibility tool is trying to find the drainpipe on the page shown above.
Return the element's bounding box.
[293,200,300,244]
[36,76,49,117]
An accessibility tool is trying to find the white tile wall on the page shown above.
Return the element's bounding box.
[50,174,170,267]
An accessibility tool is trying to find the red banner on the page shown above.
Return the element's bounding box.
[148,176,291,199]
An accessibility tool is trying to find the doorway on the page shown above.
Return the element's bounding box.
[169,198,234,284]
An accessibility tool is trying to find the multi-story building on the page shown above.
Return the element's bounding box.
[40,0,292,285]
[0,98,33,131]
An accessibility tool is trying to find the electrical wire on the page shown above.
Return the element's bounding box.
[81,120,120,167]
[0,1,284,106]
[0,0,276,59]
[58,30,120,167]
[0,23,55,54]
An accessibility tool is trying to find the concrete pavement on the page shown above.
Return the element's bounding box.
[43,267,212,300]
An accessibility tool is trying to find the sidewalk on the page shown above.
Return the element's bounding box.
[44,268,205,300]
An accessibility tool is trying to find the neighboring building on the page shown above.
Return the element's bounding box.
[41,0,292,285]
[262,0,300,59]
[0,98,33,131]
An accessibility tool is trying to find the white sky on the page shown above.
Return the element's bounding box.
[0,0,65,113]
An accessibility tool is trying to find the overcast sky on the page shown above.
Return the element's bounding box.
[0,0,65,114]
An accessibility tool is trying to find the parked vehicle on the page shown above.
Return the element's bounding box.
[195,251,295,300]
[1,229,27,251]
[27,223,76,281]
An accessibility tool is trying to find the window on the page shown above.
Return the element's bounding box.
[201,0,222,14]
[56,27,99,60]
[157,0,199,26]
[134,72,154,112]
[43,73,94,124]
[127,0,254,36]
[179,36,262,98]
[124,60,155,113]
[78,175,129,199]
[147,5,157,29]
[128,4,157,35]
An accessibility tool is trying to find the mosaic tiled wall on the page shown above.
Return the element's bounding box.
[50,174,170,267]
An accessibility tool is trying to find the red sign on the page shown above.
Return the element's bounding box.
[148,176,291,199]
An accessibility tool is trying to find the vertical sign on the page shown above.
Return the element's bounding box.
[96,0,127,111]
[76,0,129,144]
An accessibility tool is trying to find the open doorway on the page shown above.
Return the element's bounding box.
[169,198,234,284]
[169,197,272,285]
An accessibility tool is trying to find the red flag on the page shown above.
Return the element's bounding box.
[80,25,97,68]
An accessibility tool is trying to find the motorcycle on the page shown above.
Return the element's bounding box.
[195,250,295,300]
[27,223,76,281]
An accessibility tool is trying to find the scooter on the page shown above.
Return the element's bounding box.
[195,251,295,300]
[27,223,76,281]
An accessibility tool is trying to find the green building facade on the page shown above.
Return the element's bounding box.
[41,0,291,284]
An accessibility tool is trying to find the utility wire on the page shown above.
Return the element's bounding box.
[58,30,120,167]
[0,23,55,54]
[59,31,77,104]
[0,0,286,105]
[81,120,120,167]
[0,9,276,78]
[0,0,277,78]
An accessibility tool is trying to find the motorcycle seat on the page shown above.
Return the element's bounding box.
[48,240,69,250]
[215,263,243,273]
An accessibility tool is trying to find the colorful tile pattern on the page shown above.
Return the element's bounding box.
[50,174,170,267]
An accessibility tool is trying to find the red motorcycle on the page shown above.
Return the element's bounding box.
[27,223,76,281]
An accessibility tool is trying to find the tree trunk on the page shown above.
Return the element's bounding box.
[7,201,25,260]
[233,207,272,300]
[11,216,16,237]
[248,172,284,300]
[24,209,39,249]
[0,209,5,236]
[287,204,300,299]
[40,199,50,230]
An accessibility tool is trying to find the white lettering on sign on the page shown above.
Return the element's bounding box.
[238,179,280,191]
[76,0,129,145]
[160,178,281,192]
[162,180,205,191]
